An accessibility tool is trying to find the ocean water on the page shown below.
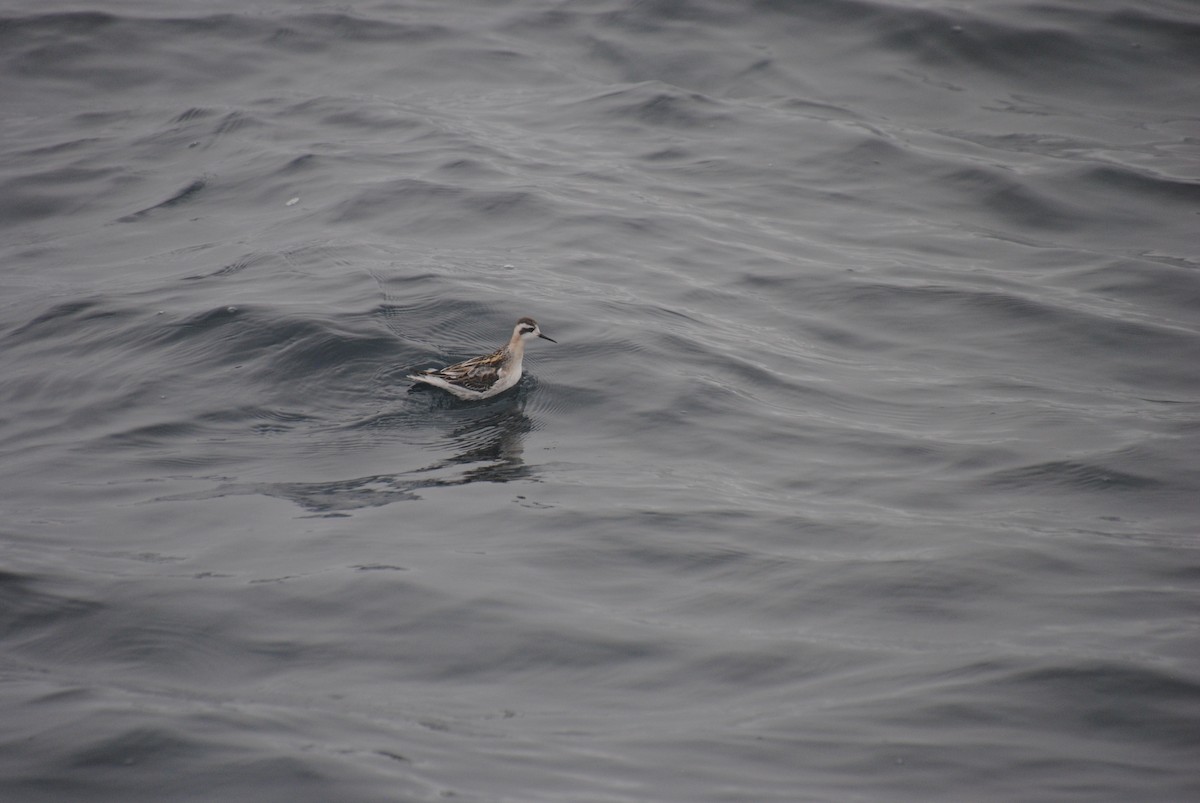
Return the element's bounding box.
[1,1,1198,800]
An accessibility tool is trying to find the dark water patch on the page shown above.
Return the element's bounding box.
[1002,661,1200,749]
[357,391,539,449]
[2,165,120,188]
[1078,164,1200,207]
[146,304,397,378]
[279,153,319,173]
[163,394,540,511]
[674,646,809,689]
[207,110,263,140]
[881,12,1101,84]
[553,209,679,248]
[939,164,1087,232]
[0,165,123,226]
[11,136,106,159]
[432,156,514,182]
[236,407,319,433]
[117,178,207,222]
[98,419,206,450]
[416,44,570,88]
[525,508,786,583]
[829,562,998,622]
[375,602,670,684]
[805,278,1200,385]
[569,82,732,130]
[370,288,506,349]
[424,402,538,459]
[170,106,215,124]
[828,133,911,177]
[594,0,735,32]
[1076,257,1200,315]
[68,109,140,128]
[90,406,318,452]
[263,326,397,382]
[138,304,291,371]
[513,1,795,98]
[183,250,284,280]
[639,145,693,162]
[0,571,102,644]
[329,178,551,236]
[626,548,1013,635]
[296,477,417,511]
[754,0,1199,99]
[936,129,1115,162]
[67,726,196,770]
[274,96,436,135]
[0,692,420,803]
[1100,6,1200,81]
[983,459,1164,494]
[0,12,270,94]
[2,296,410,451]
[267,12,454,50]
[4,297,136,348]
[0,11,120,36]
[0,12,122,79]
[169,476,404,512]
[80,613,240,680]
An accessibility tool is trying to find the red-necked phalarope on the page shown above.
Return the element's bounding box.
[408,317,556,400]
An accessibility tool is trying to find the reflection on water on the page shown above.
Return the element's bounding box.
[416,401,535,484]
[160,395,536,513]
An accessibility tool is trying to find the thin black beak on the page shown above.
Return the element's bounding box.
[539,333,557,343]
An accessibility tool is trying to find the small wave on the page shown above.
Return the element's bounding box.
[117,178,207,222]
[268,12,454,49]
[183,250,284,280]
[0,162,123,225]
[568,82,732,130]
[1078,164,1200,207]
[984,459,1163,493]
[328,178,552,237]
[0,569,102,643]
[4,297,138,355]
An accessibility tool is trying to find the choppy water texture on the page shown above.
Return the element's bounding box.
[2,1,1199,801]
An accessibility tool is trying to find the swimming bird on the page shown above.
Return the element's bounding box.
[408,317,556,400]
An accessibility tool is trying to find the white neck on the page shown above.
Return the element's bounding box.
[507,331,528,358]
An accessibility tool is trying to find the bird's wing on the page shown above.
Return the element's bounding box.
[424,349,505,391]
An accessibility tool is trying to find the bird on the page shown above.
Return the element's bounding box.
[408,317,556,400]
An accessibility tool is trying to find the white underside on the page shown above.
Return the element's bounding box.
[408,367,522,400]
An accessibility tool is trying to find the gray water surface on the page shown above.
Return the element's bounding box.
[2,1,1198,801]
